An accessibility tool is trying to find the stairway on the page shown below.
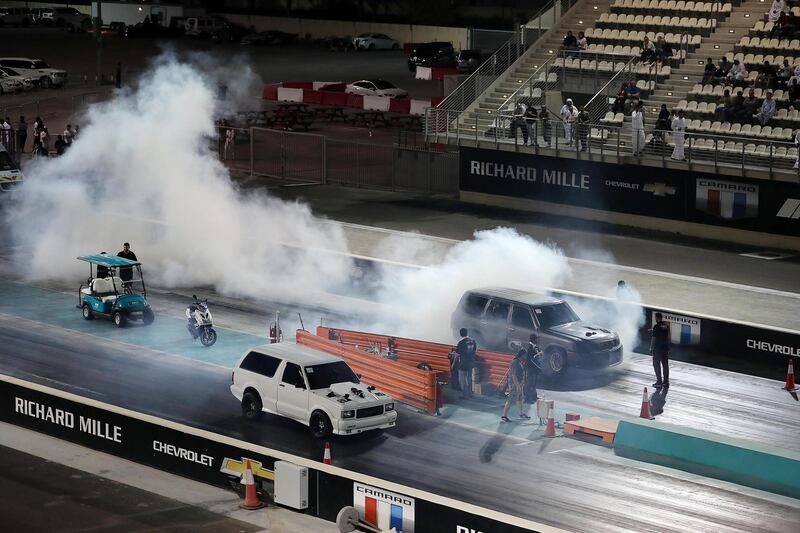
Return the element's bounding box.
[455,0,613,134]
[641,0,761,117]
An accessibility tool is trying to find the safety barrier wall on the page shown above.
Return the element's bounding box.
[296,330,440,415]
[459,146,800,239]
[0,374,558,533]
[614,419,800,499]
[318,326,513,387]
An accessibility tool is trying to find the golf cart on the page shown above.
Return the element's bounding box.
[76,254,154,327]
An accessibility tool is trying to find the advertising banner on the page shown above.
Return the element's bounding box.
[0,377,547,533]
[459,147,800,236]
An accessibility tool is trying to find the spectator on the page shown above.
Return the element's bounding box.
[73,125,80,139]
[772,10,789,36]
[524,334,543,404]
[769,0,786,23]
[524,104,538,146]
[702,57,717,84]
[794,129,800,169]
[726,59,747,84]
[117,242,137,284]
[501,349,530,422]
[631,101,645,156]
[756,91,777,125]
[726,90,744,122]
[562,30,578,50]
[454,328,477,400]
[741,89,759,122]
[54,135,67,156]
[540,106,552,146]
[39,126,49,153]
[616,280,635,301]
[790,78,800,104]
[714,89,732,120]
[224,127,235,160]
[15,116,27,154]
[63,124,75,146]
[1,117,11,148]
[577,31,588,51]
[777,59,792,88]
[640,36,655,62]
[613,82,629,113]
[96,252,111,279]
[655,36,672,63]
[560,98,578,145]
[511,101,528,144]
[576,106,590,151]
[32,116,43,152]
[671,109,686,161]
[655,104,670,134]
[755,61,774,89]
[715,56,730,78]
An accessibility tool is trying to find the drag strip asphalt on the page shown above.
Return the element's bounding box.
[1,313,798,533]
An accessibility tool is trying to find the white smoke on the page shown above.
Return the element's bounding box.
[7,54,352,300]
[7,54,645,360]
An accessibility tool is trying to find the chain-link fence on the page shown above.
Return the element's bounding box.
[218,127,459,194]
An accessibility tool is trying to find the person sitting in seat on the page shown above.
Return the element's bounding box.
[756,91,777,125]
[640,36,656,62]
[726,59,748,85]
[702,58,717,84]
[562,30,578,51]
[715,56,730,79]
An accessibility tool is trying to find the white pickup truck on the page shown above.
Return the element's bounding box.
[231,343,397,438]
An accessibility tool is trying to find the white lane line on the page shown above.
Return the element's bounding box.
[336,221,800,300]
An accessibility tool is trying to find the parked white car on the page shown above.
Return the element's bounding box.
[0,58,67,89]
[353,33,399,50]
[231,343,397,438]
[345,79,408,98]
[0,71,23,94]
[0,67,37,90]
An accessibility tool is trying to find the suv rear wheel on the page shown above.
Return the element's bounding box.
[242,391,263,420]
[310,410,332,439]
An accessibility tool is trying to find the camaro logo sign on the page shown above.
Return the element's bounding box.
[354,482,415,532]
[695,178,758,219]
[653,312,701,345]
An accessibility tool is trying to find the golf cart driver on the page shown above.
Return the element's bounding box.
[77,254,154,327]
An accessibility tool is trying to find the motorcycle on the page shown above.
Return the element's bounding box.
[186,295,217,347]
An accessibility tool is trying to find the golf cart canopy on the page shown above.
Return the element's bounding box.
[77,255,140,268]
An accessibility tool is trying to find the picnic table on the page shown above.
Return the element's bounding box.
[350,110,388,128]
[316,106,347,122]
[277,102,309,112]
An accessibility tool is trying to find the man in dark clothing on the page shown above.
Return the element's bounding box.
[562,31,578,50]
[117,242,138,284]
[524,334,543,404]
[702,58,716,84]
[15,116,27,155]
[576,106,590,151]
[455,328,477,399]
[540,107,552,146]
[54,135,67,156]
[96,252,110,279]
[650,312,671,388]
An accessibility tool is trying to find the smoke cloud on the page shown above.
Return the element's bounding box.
[6,53,644,361]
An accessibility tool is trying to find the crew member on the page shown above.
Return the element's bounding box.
[455,328,477,399]
[650,312,671,388]
[524,334,543,404]
[501,349,531,422]
[96,252,110,279]
[117,242,137,284]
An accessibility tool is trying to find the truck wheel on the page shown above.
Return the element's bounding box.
[81,304,94,320]
[112,311,126,328]
[543,347,568,378]
[310,410,332,439]
[242,391,263,420]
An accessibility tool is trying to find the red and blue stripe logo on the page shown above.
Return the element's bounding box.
[354,482,415,532]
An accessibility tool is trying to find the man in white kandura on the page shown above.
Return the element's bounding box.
[671,109,686,161]
[560,98,578,145]
[631,101,645,156]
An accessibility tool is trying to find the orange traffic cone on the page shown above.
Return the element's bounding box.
[323,441,332,465]
[543,405,556,437]
[784,359,797,391]
[239,459,264,510]
[639,387,654,420]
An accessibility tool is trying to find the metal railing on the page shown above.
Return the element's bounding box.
[583,55,640,123]
[494,54,557,114]
[525,0,580,46]
[436,31,527,113]
[424,107,800,180]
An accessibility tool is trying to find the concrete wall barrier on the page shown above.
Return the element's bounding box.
[614,418,800,498]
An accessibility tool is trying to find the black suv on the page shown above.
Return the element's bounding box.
[451,288,623,378]
[407,42,457,71]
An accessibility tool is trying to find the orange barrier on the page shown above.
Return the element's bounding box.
[296,330,440,415]
[317,327,513,388]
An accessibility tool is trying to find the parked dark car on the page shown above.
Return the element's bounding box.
[124,22,169,38]
[451,288,623,378]
[457,49,491,74]
[407,42,457,71]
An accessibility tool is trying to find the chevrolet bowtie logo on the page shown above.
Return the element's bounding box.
[220,457,275,481]
[643,182,677,196]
